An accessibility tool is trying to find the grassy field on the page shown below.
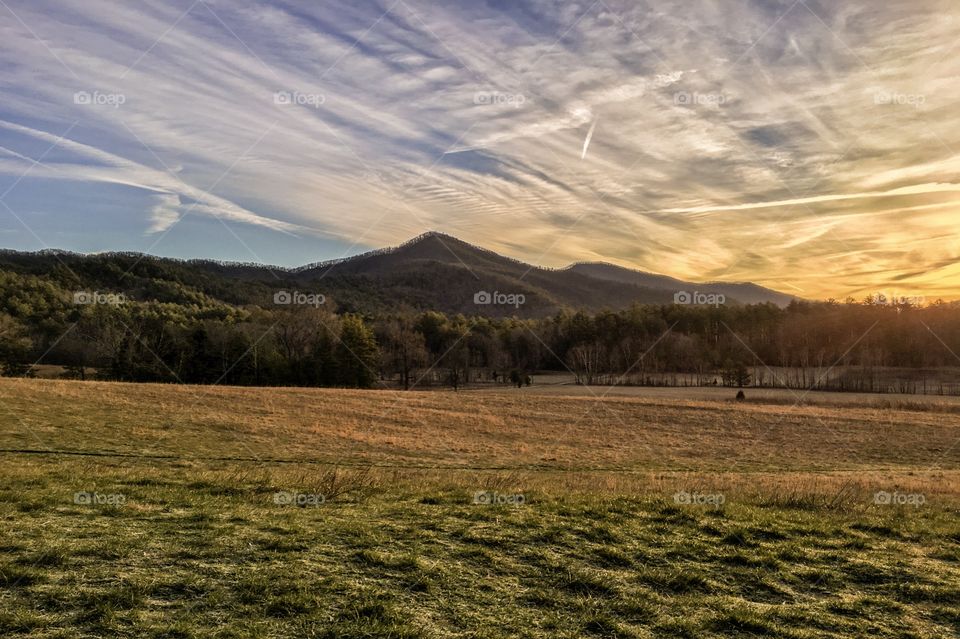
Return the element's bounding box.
[522,373,960,407]
[1,378,959,638]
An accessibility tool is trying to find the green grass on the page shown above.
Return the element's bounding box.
[1,457,958,638]
[2,379,959,637]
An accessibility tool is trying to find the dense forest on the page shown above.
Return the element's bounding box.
[1,256,959,393]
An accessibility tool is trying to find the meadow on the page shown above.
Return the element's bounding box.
[1,378,958,638]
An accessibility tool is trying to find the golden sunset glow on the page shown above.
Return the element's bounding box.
[1,0,959,299]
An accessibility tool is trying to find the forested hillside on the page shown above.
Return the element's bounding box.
[0,246,957,393]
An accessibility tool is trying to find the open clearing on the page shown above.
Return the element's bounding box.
[517,373,960,407]
[1,378,959,638]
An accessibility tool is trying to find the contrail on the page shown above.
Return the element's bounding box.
[580,118,597,159]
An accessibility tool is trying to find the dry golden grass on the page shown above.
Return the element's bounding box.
[3,379,960,638]
[1,378,958,475]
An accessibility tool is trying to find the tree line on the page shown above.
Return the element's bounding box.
[1,266,959,392]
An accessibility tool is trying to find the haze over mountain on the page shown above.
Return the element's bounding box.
[0,232,795,317]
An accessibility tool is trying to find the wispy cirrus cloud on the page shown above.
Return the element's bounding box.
[0,0,958,298]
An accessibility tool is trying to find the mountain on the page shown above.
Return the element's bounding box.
[292,232,681,316]
[0,232,796,317]
[290,232,795,313]
[567,262,796,307]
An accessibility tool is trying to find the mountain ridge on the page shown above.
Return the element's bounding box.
[0,232,797,316]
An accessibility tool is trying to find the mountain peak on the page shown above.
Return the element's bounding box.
[289,232,796,309]
[419,230,455,240]
[400,230,463,246]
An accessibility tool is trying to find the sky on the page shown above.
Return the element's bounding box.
[0,0,959,300]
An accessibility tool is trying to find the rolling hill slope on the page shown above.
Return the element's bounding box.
[567,261,796,306]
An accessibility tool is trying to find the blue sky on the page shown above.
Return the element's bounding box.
[1,0,959,298]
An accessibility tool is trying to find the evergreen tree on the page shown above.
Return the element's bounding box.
[336,315,380,388]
